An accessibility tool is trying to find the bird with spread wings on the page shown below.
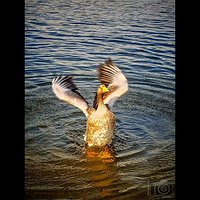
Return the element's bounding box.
[52,58,128,148]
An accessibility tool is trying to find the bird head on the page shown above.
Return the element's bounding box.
[98,84,109,94]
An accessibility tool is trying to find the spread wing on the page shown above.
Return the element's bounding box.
[52,76,89,117]
[96,58,128,109]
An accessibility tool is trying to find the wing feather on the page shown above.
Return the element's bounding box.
[97,58,128,109]
[52,76,89,117]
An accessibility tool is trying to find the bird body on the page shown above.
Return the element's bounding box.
[85,91,116,147]
[52,58,128,148]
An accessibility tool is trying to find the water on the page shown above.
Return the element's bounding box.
[25,0,175,199]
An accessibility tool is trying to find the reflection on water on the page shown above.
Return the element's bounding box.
[85,144,116,161]
[25,0,175,199]
[83,155,119,199]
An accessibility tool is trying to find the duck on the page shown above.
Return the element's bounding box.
[52,58,128,150]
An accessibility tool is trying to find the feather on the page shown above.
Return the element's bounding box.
[93,92,98,110]
[97,58,128,109]
[52,76,89,117]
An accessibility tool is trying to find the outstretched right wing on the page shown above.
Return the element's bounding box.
[52,76,89,117]
[97,58,128,109]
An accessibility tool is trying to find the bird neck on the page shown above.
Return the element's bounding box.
[97,91,106,110]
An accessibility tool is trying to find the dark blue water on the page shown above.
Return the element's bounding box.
[25,0,175,199]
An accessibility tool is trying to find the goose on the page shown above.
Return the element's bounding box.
[52,58,128,151]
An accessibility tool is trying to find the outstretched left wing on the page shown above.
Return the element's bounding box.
[52,76,89,117]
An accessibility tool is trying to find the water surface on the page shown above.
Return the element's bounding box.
[25,0,175,199]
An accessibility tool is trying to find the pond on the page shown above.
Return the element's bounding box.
[25,0,175,199]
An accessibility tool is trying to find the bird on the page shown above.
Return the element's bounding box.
[52,58,128,153]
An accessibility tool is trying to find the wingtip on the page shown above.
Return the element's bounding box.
[98,57,112,67]
[52,76,59,84]
[105,57,112,65]
[52,75,73,84]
